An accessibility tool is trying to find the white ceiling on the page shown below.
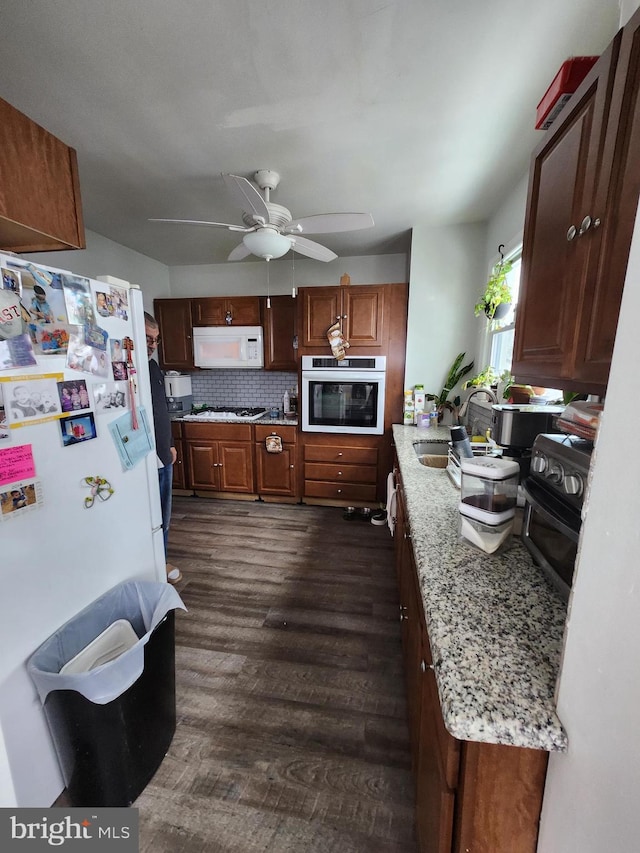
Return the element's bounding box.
[0,0,620,267]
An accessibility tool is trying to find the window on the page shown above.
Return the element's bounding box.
[488,250,521,376]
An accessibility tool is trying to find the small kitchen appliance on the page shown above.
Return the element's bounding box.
[490,404,564,479]
[164,374,193,413]
[521,432,593,601]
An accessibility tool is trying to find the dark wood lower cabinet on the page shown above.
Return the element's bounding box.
[255,424,298,499]
[416,702,456,853]
[394,462,548,853]
[183,423,254,495]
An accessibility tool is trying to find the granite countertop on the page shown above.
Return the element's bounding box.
[172,415,298,427]
[392,423,568,752]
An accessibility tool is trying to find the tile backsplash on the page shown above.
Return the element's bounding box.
[464,400,493,438]
[188,369,297,410]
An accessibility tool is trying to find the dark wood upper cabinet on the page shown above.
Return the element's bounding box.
[261,295,297,371]
[191,296,260,326]
[154,298,195,371]
[0,97,85,252]
[299,285,385,350]
[514,8,640,395]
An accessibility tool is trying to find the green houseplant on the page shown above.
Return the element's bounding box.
[426,352,474,423]
[474,255,513,320]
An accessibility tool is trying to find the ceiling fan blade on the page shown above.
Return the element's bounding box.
[222,174,271,224]
[227,243,252,262]
[149,218,251,232]
[286,212,374,235]
[290,236,337,262]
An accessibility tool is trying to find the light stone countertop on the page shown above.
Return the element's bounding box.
[392,423,568,752]
[172,415,298,427]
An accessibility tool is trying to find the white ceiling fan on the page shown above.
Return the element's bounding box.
[150,169,374,262]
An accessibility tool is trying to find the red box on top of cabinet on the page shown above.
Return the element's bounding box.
[535,56,599,130]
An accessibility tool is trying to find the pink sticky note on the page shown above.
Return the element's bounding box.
[0,444,36,488]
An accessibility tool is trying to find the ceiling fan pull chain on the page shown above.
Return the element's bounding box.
[291,250,296,299]
[266,258,271,309]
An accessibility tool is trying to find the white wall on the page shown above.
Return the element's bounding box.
[22,229,171,311]
[23,233,406,305]
[404,222,486,396]
[168,253,408,297]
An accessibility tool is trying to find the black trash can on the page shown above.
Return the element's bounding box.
[28,580,186,807]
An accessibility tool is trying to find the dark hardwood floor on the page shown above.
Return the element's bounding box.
[139,496,416,851]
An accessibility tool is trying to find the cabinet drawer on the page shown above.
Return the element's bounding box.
[304,481,377,501]
[255,424,298,444]
[304,462,377,484]
[182,422,252,442]
[304,445,378,465]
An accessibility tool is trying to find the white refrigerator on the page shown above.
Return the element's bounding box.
[0,254,165,806]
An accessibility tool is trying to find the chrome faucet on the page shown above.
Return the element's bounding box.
[458,386,499,419]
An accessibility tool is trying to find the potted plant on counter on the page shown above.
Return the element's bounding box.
[474,247,513,320]
[426,352,474,423]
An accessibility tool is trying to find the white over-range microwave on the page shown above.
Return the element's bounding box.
[301,355,386,435]
[192,326,264,369]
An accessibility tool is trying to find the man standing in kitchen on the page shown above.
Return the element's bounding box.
[145,312,182,585]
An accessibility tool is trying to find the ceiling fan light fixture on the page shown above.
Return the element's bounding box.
[242,229,291,260]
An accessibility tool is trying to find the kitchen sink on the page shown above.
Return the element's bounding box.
[413,440,449,468]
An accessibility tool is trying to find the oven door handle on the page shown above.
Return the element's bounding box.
[521,479,581,543]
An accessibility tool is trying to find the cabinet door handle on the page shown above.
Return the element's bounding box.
[593,217,601,229]
[342,314,348,320]
[337,471,343,476]
[421,660,435,672]
[578,215,592,235]
[337,452,343,457]
[566,225,577,241]
[337,489,342,494]
[289,464,294,469]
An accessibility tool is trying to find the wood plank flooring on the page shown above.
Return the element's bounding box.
[81,496,417,851]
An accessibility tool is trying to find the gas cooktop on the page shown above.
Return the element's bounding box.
[183,406,267,422]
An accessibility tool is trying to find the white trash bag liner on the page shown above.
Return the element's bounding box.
[28,580,187,705]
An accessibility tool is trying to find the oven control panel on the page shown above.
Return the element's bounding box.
[529,433,592,510]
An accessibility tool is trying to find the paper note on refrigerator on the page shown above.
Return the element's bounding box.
[0,444,35,487]
[108,405,153,470]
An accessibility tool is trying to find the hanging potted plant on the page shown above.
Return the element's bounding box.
[474,246,513,320]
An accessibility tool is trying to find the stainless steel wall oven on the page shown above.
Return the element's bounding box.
[301,355,386,435]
